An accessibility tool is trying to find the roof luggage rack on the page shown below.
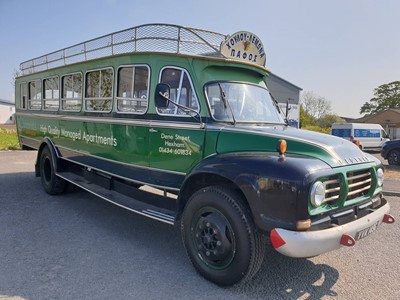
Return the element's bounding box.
[20,24,227,75]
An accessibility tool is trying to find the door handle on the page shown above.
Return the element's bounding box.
[149,128,158,133]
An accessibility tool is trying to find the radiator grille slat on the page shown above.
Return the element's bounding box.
[319,169,373,205]
[323,176,340,203]
[346,169,372,200]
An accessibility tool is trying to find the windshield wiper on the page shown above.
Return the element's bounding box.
[218,83,236,125]
[269,92,288,126]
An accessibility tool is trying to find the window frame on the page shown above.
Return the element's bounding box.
[115,64,150,115]
[156,66,200,117]
[43,76,60,111]
[20,82,28,110]
[28,79,42,110]
[60,72,83,112]
[84,67,114,113]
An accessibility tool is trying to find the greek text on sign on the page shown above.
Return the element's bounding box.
[220,31,266,67]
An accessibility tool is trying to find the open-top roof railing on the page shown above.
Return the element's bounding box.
[20,24,227,75]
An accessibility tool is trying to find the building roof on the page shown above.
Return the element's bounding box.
[268,72,303,92]
[0,99,14,106]
[354,109,400,126]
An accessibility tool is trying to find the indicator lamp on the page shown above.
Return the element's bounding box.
[277,139,287,156]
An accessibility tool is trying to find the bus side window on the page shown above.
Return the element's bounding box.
[116,65,149,114]
[85,68,114,112]
[157,67,199,116]
[28,80,42,110]
[43,76,60,111]
[20,82,27,109]
[61,73,83,111]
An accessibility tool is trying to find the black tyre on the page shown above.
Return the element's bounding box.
[39,146,66,195]
[387,149,400,165]
[181,186,265,286]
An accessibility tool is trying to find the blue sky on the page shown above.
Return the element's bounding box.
[1,0,399,118]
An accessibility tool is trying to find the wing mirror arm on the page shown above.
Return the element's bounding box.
[155,83,205,128]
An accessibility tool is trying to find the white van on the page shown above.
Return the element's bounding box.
[331,123,390,151]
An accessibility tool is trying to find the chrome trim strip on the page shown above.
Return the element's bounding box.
[17,111,150,126]
[150,120,203,130]
[324,178,340,185]
[331,209,354,218]
[325,195,340,202]
[347,185,371,196]
[348,178,372,189]
[325,187,340,194]
[348,172,371,181]
[16,111,203,129]
[359,201,373,210]
[143,209,175,222]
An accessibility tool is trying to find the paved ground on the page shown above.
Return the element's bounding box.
[0,151,399,300]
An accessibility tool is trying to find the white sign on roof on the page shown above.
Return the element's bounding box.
[220,31,266,67]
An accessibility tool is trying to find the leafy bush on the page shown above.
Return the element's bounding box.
[301,125,330,134]
[0,127,20,150]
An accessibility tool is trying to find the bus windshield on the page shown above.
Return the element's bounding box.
[205,82,285,124]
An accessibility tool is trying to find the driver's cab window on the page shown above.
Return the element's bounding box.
[157,67,199,116]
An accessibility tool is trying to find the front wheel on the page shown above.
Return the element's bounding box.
[39,146,66,195]
[387,150,400,165]
[181,186,265,286]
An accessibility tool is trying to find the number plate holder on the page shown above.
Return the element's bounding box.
[355,220,380,241]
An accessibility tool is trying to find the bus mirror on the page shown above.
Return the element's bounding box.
[155,83,170,108]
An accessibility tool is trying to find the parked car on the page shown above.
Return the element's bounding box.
[381,140,400,165]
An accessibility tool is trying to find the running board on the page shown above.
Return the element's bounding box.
[57,171,177,225]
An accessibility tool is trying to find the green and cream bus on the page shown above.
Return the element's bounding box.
[15,24,394,286]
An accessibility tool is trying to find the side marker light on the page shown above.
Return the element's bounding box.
[383,214,395,224]
[340,234,356,247]
[296,219,311,231]
[277,139,287,156]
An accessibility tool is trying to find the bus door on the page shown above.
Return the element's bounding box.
[148,67,205,189]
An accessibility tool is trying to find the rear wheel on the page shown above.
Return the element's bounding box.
[39,146,66,195]
[387,149,400,165]
[181,186,265,286]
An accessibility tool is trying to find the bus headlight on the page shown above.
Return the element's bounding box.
[311,181,325,207]
[377,168,384,187]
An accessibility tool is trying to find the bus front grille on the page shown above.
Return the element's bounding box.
[346,169,372,200]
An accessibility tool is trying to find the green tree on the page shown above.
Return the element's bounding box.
[299,104,316,128]
[317,114,345,128]
[302,91,332,119]
[360,81,400,114]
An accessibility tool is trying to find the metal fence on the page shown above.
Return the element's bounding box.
[20,24,227,75]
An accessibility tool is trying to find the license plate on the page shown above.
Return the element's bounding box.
[355,220,380,240]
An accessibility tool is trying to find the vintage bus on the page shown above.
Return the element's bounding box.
[15,24,394,286]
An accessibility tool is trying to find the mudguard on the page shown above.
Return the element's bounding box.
[35,138,62,177]
[181,152,331,232]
